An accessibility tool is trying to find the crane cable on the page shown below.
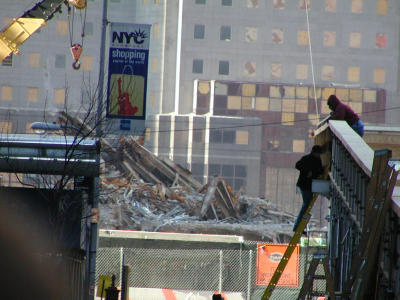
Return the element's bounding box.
[305,0,320,123]
[67,1,87,70]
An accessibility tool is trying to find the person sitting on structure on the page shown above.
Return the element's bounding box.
[327,94,364,137]
[293,145,324,233]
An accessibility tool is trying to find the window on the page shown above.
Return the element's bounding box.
[348,66,360,82]
[272,29,284,44]
[374,68,385,83]
[151,58,157,72]
[227,96,241,109]
[293,140,305,152]
[55,54,66,69]
[298,30,309,46]
[244,62,256,77]
[223,130,235,143]
[255,97,269,111]
[1,85,12,101]
[56,20,68,35]
[322,65,334,81]
[323,31,336,47]
[29,53,40,67]
[220,26,231,41]
[195,0,205,4]
[27,87,39,102]
[245,27,257,42]
[194,24,205,39]
[377,0,388,15]
[222,0,232,6]
[274,0,285,9]
[219,61,229,75]
[351,0,362,13]
[2,54,12,66]
[153,23,159,38]
[282,113,294,125]
[247,0,258,8]
[54,88,66,104]
[271,63,282,78]
[85,22,94,35]
[296,64,308,79]
[325,0,336,12]
[81,56,93,71]
[210,129,222,143]
[236,131,248,145]
[192,59,203,74]
[0,121,12,133]
[349,32,361,48]
[376,33,387,49]
[300,0,310,10]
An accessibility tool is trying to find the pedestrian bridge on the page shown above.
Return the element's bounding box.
[313,119,400,299]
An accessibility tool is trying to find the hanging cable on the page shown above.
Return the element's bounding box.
[305,0,320,123]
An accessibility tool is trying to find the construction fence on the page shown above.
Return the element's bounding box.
[95,236,328,300]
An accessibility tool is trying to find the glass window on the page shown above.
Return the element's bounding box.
[2,54,12,66]
[223,130,235,143]
[55,54,66,69]
[209,164,220,176]
[326,0,336,12]
[244,62,256,77]
[293,140,305,153]
[27,87,39,102]
[324,31,336,47]
[210,129,222,143]
[274,0,285,9]
[54,88,65,104]
[247,0,259,8]
[363,90,376,103]
[271,63,282,78]
[295,99,308,113]
[227,96,241,109]
[298,30,309,46]
[349,32,361,48]
[236,131,249,145]
[82,56,93,71]
[222,165,234,176]
[272,29,284,44]
[219,60,229,75]
[56,20,68,35]
[242,83,256,96]
[85,22,94,35]
[374,68,385,83]
[0,121,12,133]
[322,65,334,81]
[191,163,204,176]
[195,0,206,4]
[1,85,12,101]
[376,33,387,49]
[241,97,253,110]
[245,27,258,42]
[296,64,308,79]
[222,0,232,6]
[348,66,360,82]
[29,53,40,68]
[300,0,310,10]
[377,0,388,15]
[235,165,247,177]
[192,59,203,74]
[194,24,205,39]
[351,0,362,13]
[153,23,159,38]
[220,26,231,41]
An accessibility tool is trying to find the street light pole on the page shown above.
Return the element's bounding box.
[96,0,108,137]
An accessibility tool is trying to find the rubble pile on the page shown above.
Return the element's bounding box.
[58,112,303,242]
[98,137,300,243]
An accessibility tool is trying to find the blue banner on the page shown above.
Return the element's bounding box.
[106,23,151,120]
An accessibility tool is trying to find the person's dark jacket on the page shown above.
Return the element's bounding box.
[295,153,324,191]
[327,95,360,126]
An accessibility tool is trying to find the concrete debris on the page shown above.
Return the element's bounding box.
[58,112,304,242]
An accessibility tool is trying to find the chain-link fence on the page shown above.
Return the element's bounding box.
[96,240,328,300]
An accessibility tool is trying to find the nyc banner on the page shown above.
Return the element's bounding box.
[106,23,151,120]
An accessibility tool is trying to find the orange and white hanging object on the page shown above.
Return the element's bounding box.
[68,0,87,9]
[70,43,82,70]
